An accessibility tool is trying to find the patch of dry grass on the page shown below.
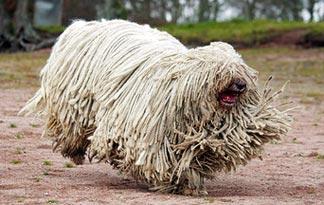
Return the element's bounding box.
[292,137,303,144]
[306,91,324,100]
[317,154,324,160]
[241,47,324,105]
[15,147,25,155]
[0,50,49,88]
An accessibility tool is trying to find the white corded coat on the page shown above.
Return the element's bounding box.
[20,19,291,195]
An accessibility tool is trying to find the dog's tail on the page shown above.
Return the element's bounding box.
[18,89,44,116]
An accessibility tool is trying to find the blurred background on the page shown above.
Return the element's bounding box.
[1,0,324,52]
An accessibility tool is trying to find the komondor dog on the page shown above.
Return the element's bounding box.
[20,19,292,195]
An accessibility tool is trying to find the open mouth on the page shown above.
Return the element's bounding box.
[218,79,247,107]
[219,91,239,106]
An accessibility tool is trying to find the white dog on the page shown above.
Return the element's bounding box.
[20,20,291,195]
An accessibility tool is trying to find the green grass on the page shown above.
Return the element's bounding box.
[9,123,17,128]
[317,154,324,160]
[15,133,23,139]
[10,159,22,164]
[161,19,324,46]
[34,176,42,182]
[43,160,53,166]
[47,199,59,204]
[30,123,41,128]
[64,162,75,168]
[27,20,324,47]
[15,147,25,154]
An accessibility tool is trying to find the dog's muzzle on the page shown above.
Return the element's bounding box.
[218,79,246,107]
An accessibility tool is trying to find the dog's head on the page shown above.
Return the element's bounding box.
[165,42,259,116]
[163,42,292,182]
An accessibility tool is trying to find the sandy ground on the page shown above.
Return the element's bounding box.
[0,88,323,205]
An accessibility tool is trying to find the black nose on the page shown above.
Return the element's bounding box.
[228,79,246,93]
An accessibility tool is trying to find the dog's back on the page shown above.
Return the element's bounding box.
[20,20,186,164]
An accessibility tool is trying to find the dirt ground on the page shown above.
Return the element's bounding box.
[1,47,324,204]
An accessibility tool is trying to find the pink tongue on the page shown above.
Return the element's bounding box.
[222,95,236,103]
